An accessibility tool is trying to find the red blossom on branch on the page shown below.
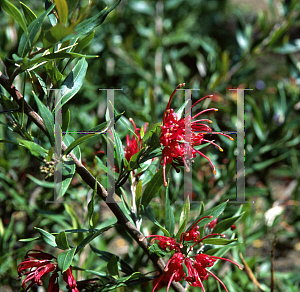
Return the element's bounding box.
[143,216,243,292]
[160,83,234,187]
[124,118,148,162]
[17,250,57,291]
[63,266,79,292]
[18,250,79,292]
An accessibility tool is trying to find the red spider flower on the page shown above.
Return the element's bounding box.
[152,252,185,292]
[160,83,234,187]
[17,250,57,291]
[63,266,79,292]
[124,118,148,162]
[47,273,59,292]
[140,235,179,252]
[190,253,242,292]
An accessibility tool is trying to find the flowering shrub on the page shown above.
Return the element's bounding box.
[2,0,299,291]
[0,0,242,289]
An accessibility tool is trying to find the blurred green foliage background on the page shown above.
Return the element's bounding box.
[1,0,300,291]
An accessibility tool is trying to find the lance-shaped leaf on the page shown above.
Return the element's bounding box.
[55,231,70,250]
[43,23,75,47]
[2,0,28,35]
[213,213,245,234]
[18,4,55,57]
[63,133,101,156]
[107,255,119,279]
[87,179,97,230]
[55,0,68,24]
[18,139,47,160]
[141,164,171,208]
[20,2,37,25]
[34,227,57,247]
[186,201,228,231]
[74,0,121,36]
[21,52,95,71]
[76,224,115,253]
[60,58,88,106]
[57,247,76,272]
[32,93,54,146]
[202,238,238,246]
[90,245,135,275]
[165,181,175,237]
[175,196,190,239]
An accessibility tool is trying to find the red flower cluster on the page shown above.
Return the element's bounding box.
[160,83,234,187]
[18,250,79,292]
[140,216,242,292]
[124,118,148,162]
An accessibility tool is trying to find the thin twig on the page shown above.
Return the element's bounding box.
[239,251,264,291]
[270,233,277,292]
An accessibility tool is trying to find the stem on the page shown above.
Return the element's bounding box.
[0,70,186,292]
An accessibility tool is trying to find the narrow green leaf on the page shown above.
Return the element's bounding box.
[44,61,63,85]
[165,181,175,237]
[62,107,70,132]
[76,224,115,253]
[73,31,95,53]
[63,133,100,156]
[57,247,76,272]
[63,134,81,160]
[112,128,125,170]
[2,0,28,34]
[186,201,228,231]
[135,180,142,211]
[18,4,55,57]
[95,156,106,172]
[63,31,96,69]
[18,139,47,159]
[141,164,171,208]
[202,238,238,245]
[43,23,74,47]
[143,206,170,237]
[87,179,97,229]
[60,58,88,106]
[34,227,57,247]
[20,2,37,25]
[27,174,54,188]
[88,112,123,132]
[74,0,121,36]
[141,122,161,148]
[107,255,119,279]
[127,148,144,171]
[55,231,70,250]
[175,100,189,120]
[21,51,95,71]
[54,0,68,24]
[58,135,78,198]
[205,243,238,256]
[90,245,135,275]
[213,213,245,234]
[0,139,20,146]
[59,159,75,198]
[32,93,54,146]
[176,196,190,239]
[32,71,47,94]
